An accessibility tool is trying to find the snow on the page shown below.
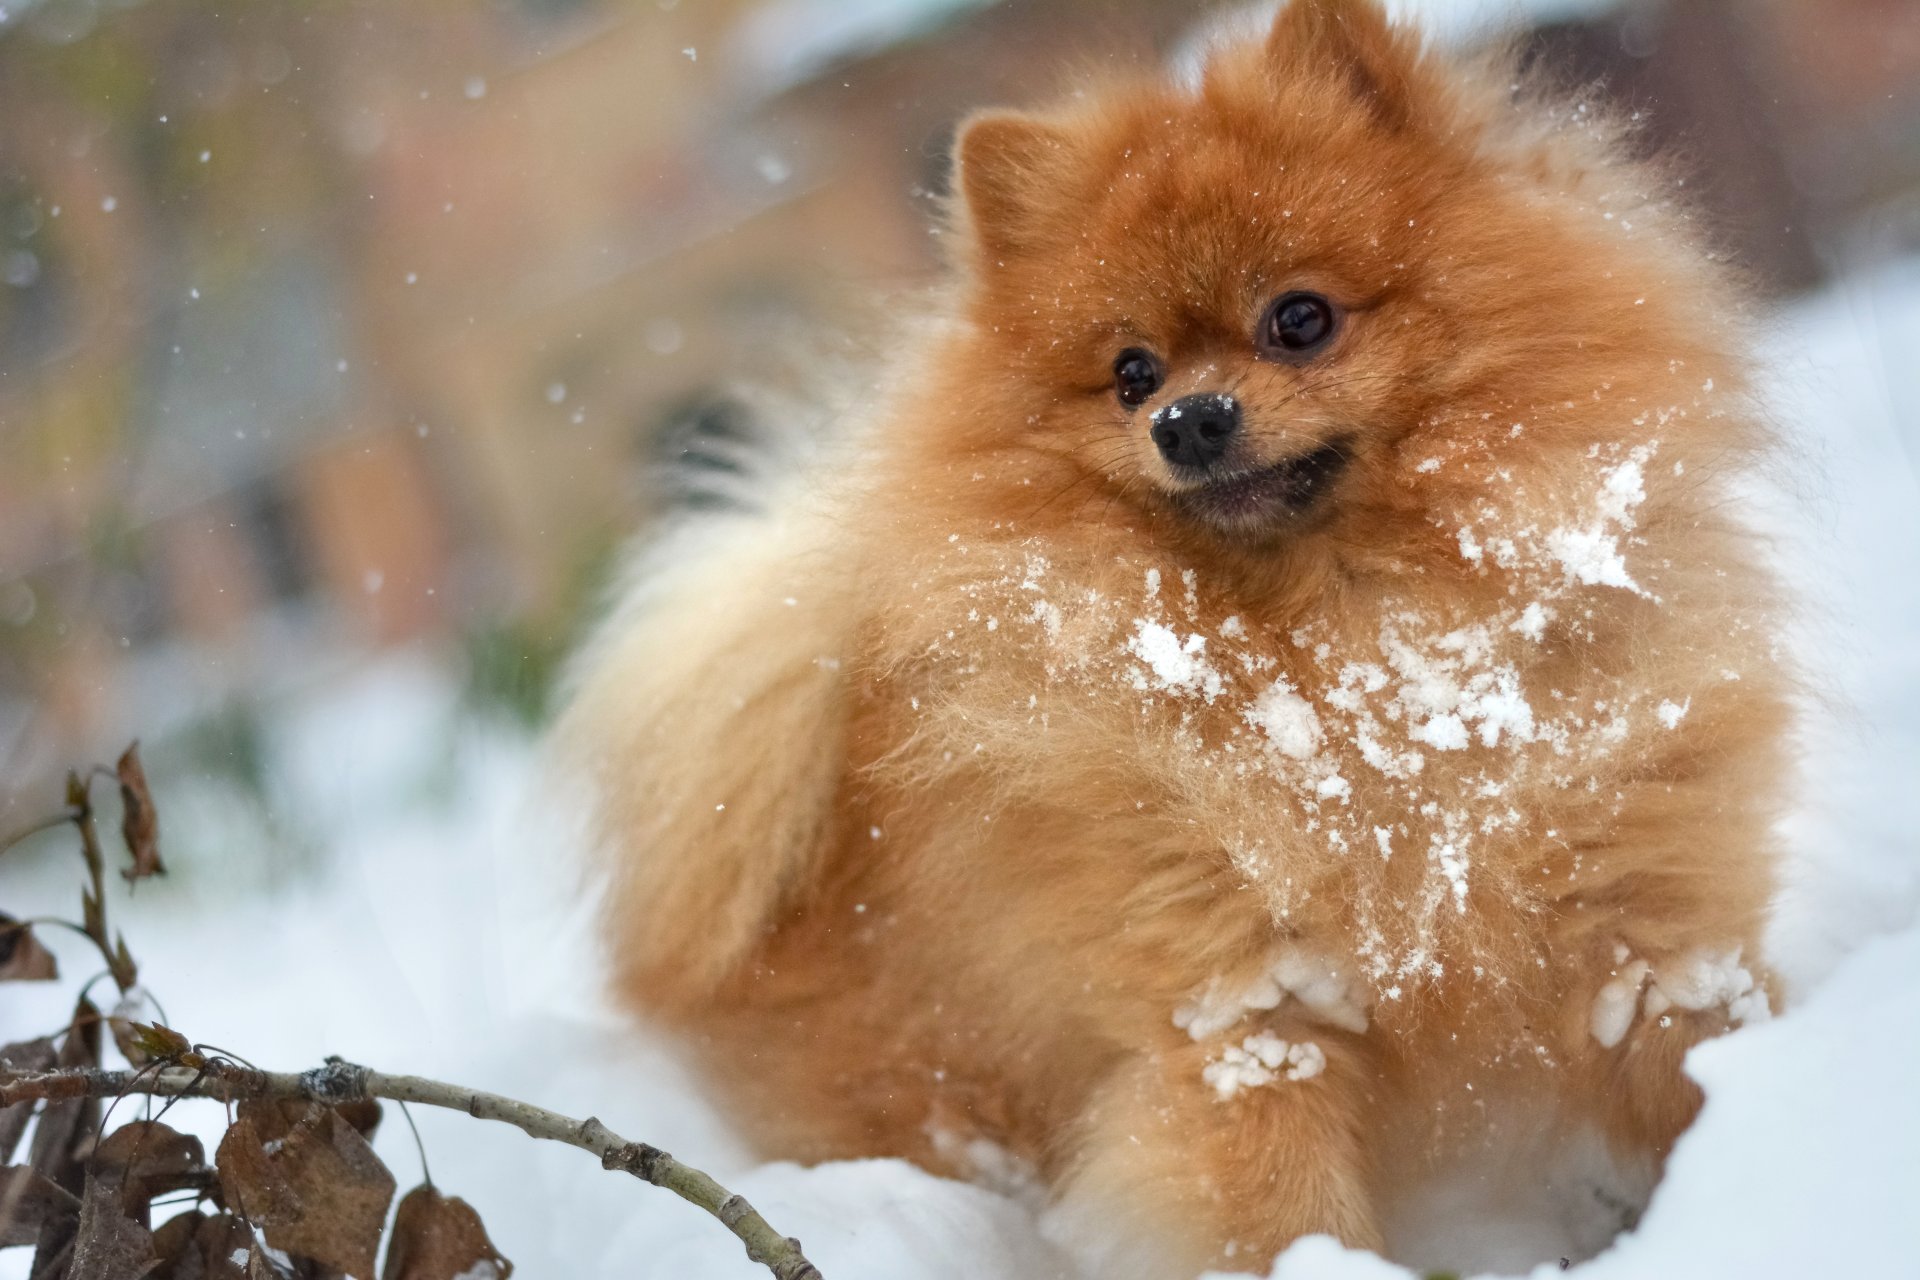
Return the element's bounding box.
[1268,947,1373,1035]
[4,261,1918,1280]
[1203,1034,1327,1100]
[1584,941,1768,1054]
[1127,618,1226,701]
[1409,711,1469,750]
[1175,968,1290,1042]
[1640,947,1769,1028]
[638,1159,1071,1280]
[1377,619,1537,752]
[1594,454,1648,525]
[1174,945,1372,1041]
[1244,678,1324,759]
[1542,525,1641,592]
[1589,958,1650,1049]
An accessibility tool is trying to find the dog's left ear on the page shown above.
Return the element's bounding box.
[1268,0,1428,132]
[952,110,1073,258]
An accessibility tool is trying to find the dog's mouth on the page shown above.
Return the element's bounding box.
[1171,439,1353,535]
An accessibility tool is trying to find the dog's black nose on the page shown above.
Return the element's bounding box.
[1150,393,1239,470]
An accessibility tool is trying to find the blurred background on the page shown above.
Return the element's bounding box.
[1,0,1918,874]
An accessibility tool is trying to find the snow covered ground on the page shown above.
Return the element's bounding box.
[6,259,1920,1280]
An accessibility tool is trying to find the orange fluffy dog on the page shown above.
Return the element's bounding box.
[557,2,1791,1274]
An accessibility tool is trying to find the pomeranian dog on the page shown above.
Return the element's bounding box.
[557,1,1791,1273]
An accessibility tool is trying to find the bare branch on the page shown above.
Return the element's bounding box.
[0,1059,822,1280]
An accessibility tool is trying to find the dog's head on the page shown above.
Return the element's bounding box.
[943,0,1740,571]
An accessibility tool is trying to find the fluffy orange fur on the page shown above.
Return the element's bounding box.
[556,2,1792,1274]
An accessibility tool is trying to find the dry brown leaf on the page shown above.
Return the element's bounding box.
[26,1241,75,1280]
[27,1238,74,1280]
[149,1208,199,1258]
[231,1100,308,1144]
[0,914,59,983]
[153,1210,259,1280]
[31,999,103,1188]
[245,1244,297,1279]
[68,1164,158,1280]
[216,1104,394,1280]
[116,742,166,884]
[27,1004,103,1277]
[0,1166,81,1249]
[331,1099,382,1140]
[381,1185,512,1280]
[151,1210,210,1277]
[214,1118,300,1227]
[0,1038,57,1164]
[92,1122,207,1221]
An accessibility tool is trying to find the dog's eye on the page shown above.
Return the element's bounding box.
[1113,349,1162,407]
[1261,292,1338,356]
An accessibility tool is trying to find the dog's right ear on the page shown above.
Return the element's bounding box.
[1267,0,1427,132]
[953,111,1072,258]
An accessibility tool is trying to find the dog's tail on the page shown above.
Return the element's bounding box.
[555,425,854,1011]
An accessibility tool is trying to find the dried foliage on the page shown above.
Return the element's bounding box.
[218,1100,397,1277]
[383,1186,511,1280]
[0,914,58,983]
[113,745,164,885]
[0,748,823,1280]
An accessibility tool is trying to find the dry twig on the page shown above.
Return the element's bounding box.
[0,1058,822,1280]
